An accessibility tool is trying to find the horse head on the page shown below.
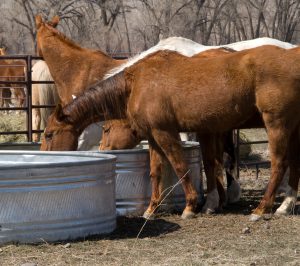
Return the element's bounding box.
[35,14,60,57]
[40,104,79,151]
[99,119,141,150]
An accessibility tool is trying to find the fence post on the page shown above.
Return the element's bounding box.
[26,55,33,142]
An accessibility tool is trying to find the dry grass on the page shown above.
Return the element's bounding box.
[0,111,27,143]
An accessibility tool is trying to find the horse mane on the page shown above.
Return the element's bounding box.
[104,37,212,79]
[44,24,110,59]
[63,72,127,129]
[105,37,297,80]
[220,47,236,53]
[44,24,83,51]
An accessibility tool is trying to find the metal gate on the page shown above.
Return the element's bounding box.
[0,55,55,142]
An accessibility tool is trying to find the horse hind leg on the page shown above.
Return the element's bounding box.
[251,113,290,221]
[275,126,300,216]
[151,129,198,219]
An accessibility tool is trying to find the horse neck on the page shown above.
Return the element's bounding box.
[41,36,122,105]
[64,72,128,133]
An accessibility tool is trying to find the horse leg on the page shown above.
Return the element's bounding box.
[251,114,289,221]
[151,129,198,219]
[223,131,241,204]
[275,125,300,215]
[199,134,223,213]
[143,142,164,219]
[32,108,41,142]
[215,133,228,207]
[15,88,25,114]
[32,85,41,142]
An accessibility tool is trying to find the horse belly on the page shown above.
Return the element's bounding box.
[174,91,256,133]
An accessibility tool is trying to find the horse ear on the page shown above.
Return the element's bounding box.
[50,15,60,28]
[54,104,66,122]
[35,14,43,30]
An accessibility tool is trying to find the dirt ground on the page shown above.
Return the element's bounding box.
[0,167,299,266]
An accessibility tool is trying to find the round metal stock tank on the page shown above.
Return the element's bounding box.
[0,150,116,244]
[100,141,203,216]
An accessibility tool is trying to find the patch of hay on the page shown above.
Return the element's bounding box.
[239,132,252,159]
[0,112,26,142]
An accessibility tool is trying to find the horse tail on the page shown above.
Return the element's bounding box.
[32,60,60,128]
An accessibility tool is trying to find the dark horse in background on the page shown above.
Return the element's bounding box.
[41,45,300,221]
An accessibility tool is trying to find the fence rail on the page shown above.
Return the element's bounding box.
[234,129,269,178]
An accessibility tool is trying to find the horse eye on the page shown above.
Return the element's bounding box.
[103,127,110,133]
[44,132,53,140]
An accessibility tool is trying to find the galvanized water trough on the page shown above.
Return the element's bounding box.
[99,141,204,216]
[0,150,116,244]
[0,141,203,217]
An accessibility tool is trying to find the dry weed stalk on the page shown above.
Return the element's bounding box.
[127,169,191,261]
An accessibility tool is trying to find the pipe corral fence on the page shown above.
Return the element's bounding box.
[0,55,269,177]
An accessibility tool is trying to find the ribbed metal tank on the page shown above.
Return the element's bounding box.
[100,141,204,216]
[0,151,116,244]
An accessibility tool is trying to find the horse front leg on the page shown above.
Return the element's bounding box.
[151,129,198,219]
[223,131,241,204]
[251,113,289,221]
[143,143,164,219]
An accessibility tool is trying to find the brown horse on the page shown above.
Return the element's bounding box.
[100,48,239,211]
[35,15,125,149]
[0,48,26,113]
[35,15,125,105]
[41,45,300,221]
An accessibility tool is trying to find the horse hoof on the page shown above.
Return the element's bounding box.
[181,210,196,219]
[275,209,288,216]
[143,211,155,220]
[249,213,262,222]
[227,179,241,204]
[275,196,296,216]
[204,208,216,215]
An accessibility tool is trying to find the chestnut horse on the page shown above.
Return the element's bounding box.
[32,60,60,142]
[35,15,127,149]
[100,48,240,208]
[41,45,300,221]
[0,48,26,113]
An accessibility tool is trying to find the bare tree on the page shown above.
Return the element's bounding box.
[86,0,123,52]
[0,0,300,54]
[272,0,300,42]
